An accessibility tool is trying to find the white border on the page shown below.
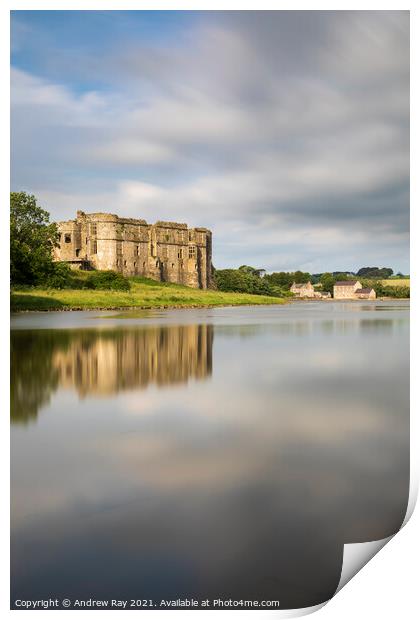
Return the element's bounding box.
[2,2,417,618]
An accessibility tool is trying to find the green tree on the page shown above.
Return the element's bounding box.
[85,270,131,291]
[264,271,311,289]
[10,192,59,285]
[357,266,394,279]
[319,273,336,294]
[215,268,280,296]
[238,265,266,277]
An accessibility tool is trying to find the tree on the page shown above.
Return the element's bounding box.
[10,192,59,285]
[319,273,336,294]
[215,268,279,296]
[357,266,393,279]
[85,270,131,291]
[264,271,311,289]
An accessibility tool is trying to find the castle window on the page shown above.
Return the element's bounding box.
[136,245,140,256]
[143,262,146,269]
[76,249,80,257]
[64,233,71,243]
[124,260,127,267]
[92,240,97,254]
[189,246,195,258]
[91,223,97,235]
[178,249,183,259]
[156,260,159,267]
[58,233,62,242]
[134,262,136,268]
[172,263,175,268]
[165,234,169,241]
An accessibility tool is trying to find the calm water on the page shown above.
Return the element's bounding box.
[11,301,409,609]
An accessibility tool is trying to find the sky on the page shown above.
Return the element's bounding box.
[10,10,410,273]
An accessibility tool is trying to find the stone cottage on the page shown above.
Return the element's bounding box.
[354,287,376,300]
[333,280,376,299]
[290,281,315,298]
[54,210,214,289]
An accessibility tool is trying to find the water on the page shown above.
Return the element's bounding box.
[11,301,409,609]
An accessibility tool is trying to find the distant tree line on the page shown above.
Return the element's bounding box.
[215,266,409,298]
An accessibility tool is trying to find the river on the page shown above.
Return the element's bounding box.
[10,301,409,609]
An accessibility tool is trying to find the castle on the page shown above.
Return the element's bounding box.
[54,210,214,289]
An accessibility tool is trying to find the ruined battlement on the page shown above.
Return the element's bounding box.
[54,211,214,289]
[155,221,188,229]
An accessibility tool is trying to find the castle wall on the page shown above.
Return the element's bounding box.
[54,211,214,289]
[52,325,213,397]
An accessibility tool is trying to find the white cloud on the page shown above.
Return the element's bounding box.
[10,11,409,272]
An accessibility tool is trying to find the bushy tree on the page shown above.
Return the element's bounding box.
[319,273,336,294]
[238,265,266,278]
[85,270,131,291]
[42,261,73,289]
[10,192,59,286]
[215,268,278,296]
[357,267,393,279]
[264,271,311,289]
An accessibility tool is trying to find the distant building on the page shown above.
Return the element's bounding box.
[290,281,315,298]
[333,280,376,300]
[355,287,376,300]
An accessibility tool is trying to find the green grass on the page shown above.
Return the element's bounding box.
[11,276,286,312]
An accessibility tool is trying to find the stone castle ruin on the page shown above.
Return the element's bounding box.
[54,210,214,289]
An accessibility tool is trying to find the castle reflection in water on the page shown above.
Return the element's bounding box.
[11,324,213,423]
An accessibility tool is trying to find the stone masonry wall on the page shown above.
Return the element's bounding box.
[54,211,214,289]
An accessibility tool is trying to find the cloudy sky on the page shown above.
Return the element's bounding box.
[11,11,409,273]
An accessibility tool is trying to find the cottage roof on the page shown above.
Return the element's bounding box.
[335,280,358,286]
[356,288,374,294]
[292,281,312,288]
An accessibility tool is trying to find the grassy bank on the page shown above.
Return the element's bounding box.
[11,276,286,312]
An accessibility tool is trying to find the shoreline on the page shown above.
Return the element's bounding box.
[10,297,409,314]
[10,301,288,314]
